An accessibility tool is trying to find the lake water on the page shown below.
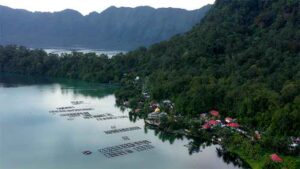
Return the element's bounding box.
[0,74,250,169]
[42,48,126,58]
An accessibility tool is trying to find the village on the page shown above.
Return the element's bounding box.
[123,89,299,165]
[47,91,299,165]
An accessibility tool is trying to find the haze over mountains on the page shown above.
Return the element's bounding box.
[0,5,211,50]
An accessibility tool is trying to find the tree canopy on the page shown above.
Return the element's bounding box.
[0,0,299,148]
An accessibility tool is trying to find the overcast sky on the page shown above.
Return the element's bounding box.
[0,0,215,15]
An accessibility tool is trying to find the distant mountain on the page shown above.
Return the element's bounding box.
[0,5,211,50]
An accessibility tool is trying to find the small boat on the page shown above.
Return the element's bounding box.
[82,150,92,155]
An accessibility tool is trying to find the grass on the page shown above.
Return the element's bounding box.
[229,147,300,169]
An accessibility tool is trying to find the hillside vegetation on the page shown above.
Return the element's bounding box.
[0,0,299,166]
[121,0,300,141]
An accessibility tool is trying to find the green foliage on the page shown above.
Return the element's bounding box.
[0,0,299,157]
[0,46,123,83]
[262,159,283,169]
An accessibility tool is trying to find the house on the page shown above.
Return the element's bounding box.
[226,122,240,128]
[270,154,283,162]
[162,100,174,109]
[162,100,172,105]
[255,131,261,140]
[159,112,168,118]
[201,120,221,129]
[208,120,219,126]
[145,119,160,126]
[200,113,208,121]
[210,110,220,118]
[147,111,167,127]
[149,101,160,109]
[148,112,160,119]
[147,111,166,120]
[202,123,211,129]
[225,117,233,123]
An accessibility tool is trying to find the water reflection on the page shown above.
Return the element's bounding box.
[0,73,52,87]
[60,86,116,99]
[144,125,251,168]
[0,73,117,99]
[216,147,252,169]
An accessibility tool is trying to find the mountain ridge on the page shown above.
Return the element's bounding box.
[0,4,212,50]
[0,5,211,16]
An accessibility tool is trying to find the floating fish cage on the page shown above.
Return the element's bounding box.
[49,108,94,113]
[104,126,141,134]
[96,115,128,121]
[56,106,75,110]
[60,112,91,117]
[93,113,113,118]
[98,140,154,158]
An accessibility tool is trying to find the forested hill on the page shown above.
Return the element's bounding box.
[0,5,211,50]
[121,0,300,137]
[0,0,299,152]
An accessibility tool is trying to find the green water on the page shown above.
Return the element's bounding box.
[0,74,250,169]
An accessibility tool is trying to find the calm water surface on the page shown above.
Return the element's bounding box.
[0,74,249,169]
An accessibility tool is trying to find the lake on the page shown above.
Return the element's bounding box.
[42,48,126,58]
[0,74,250,169]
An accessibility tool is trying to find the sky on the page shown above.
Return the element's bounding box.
[0,0,215,15]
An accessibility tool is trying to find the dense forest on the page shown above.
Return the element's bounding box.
[0,0,299,167]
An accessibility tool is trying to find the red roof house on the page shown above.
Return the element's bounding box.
[202,123,211,129]
[210,110,220,117]
[270,154,283,162]
[226,122,240,128]
[208,120,219,125]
